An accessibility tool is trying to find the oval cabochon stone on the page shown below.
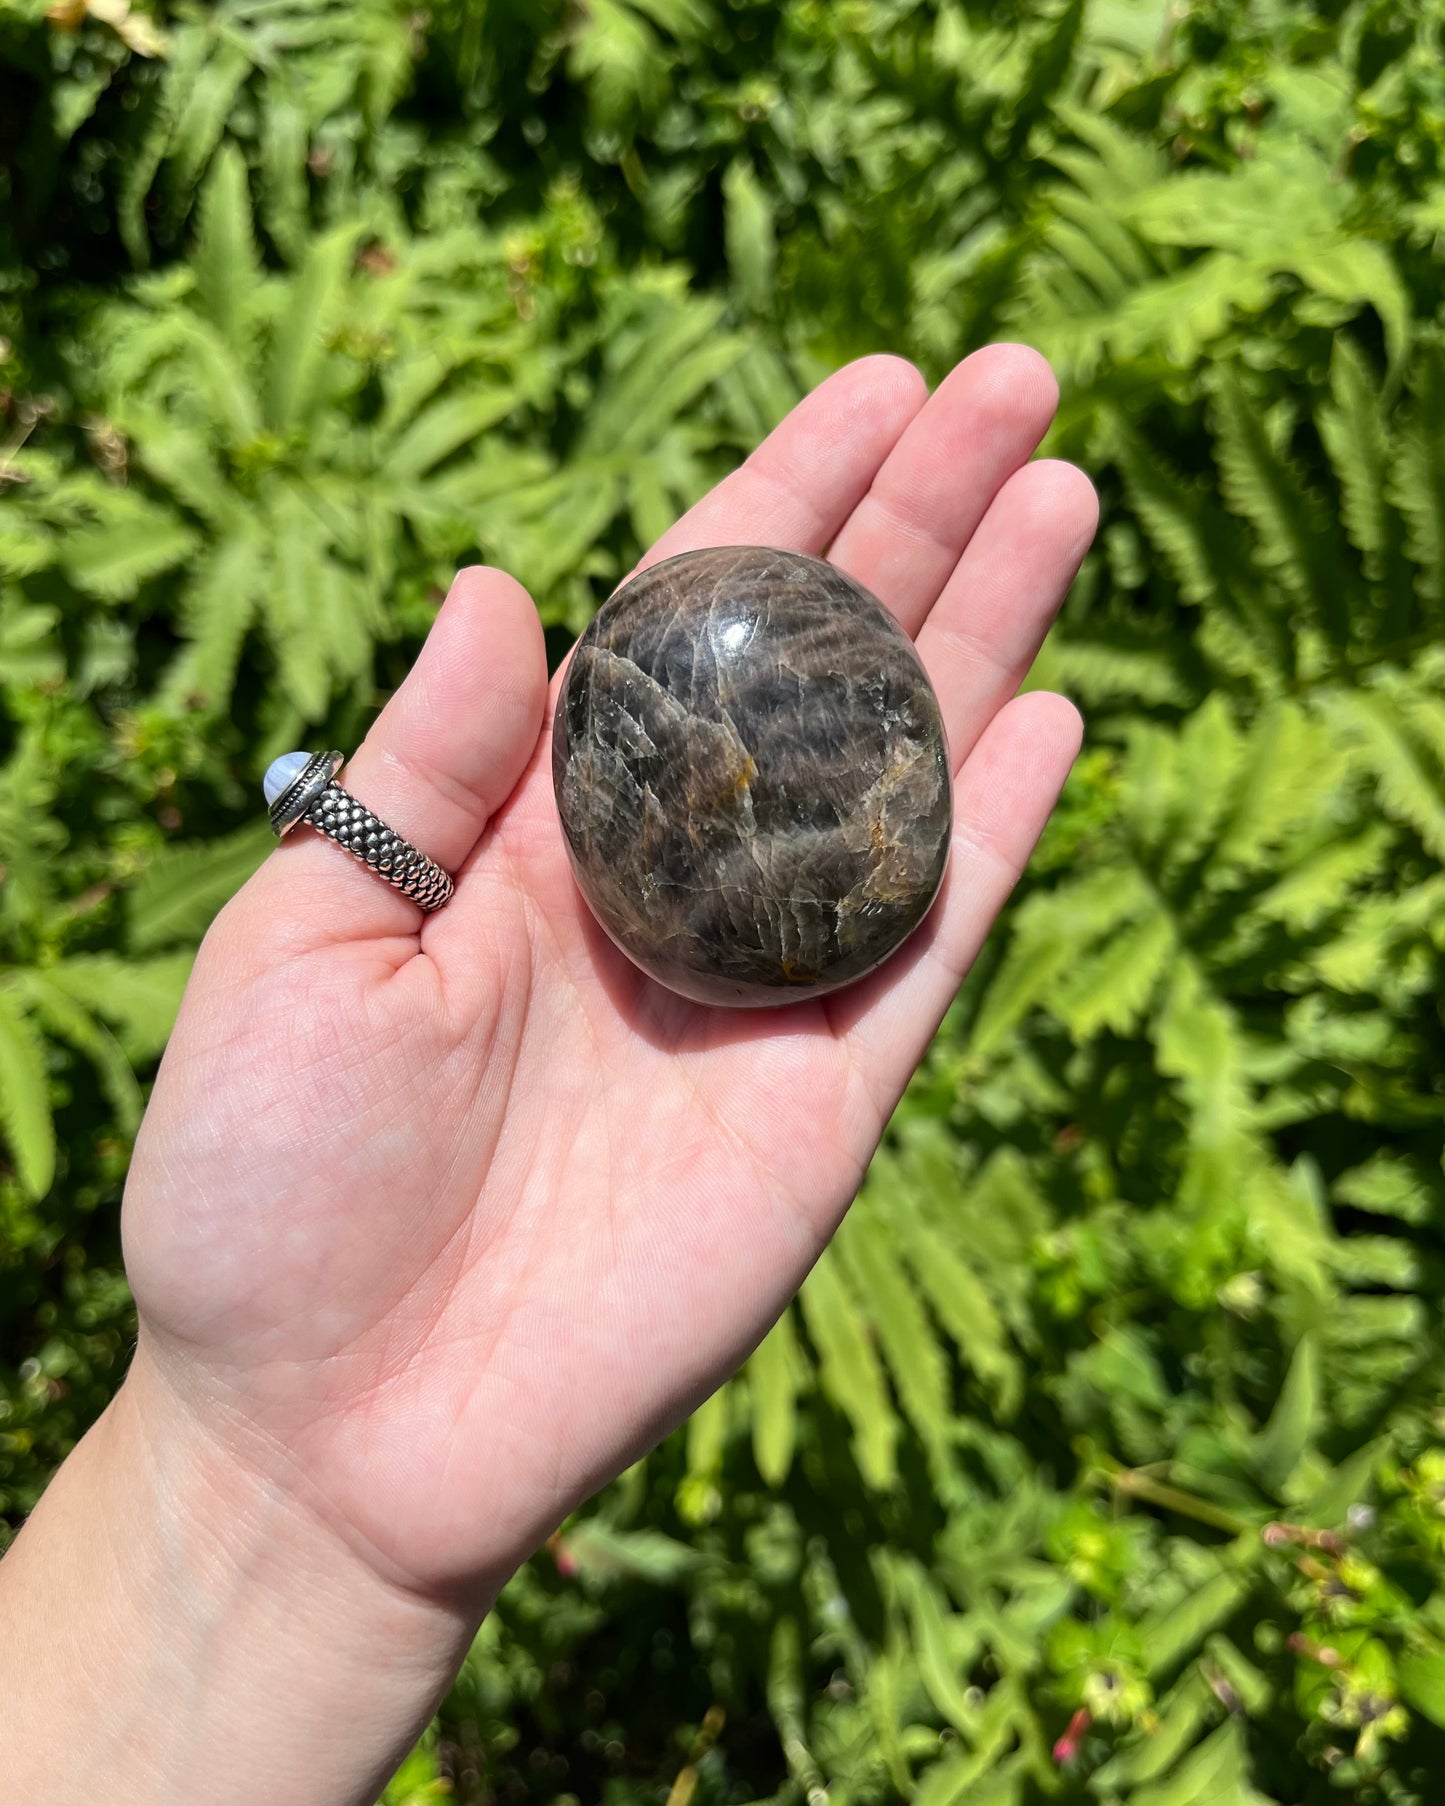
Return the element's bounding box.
[552,545,953,1007]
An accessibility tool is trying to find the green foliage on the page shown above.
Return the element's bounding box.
[5,1,1445,1802]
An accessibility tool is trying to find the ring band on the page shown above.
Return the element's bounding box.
[264,750,455,913]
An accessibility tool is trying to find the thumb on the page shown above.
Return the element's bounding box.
[229,565,548,955]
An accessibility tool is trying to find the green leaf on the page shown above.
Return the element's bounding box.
[127,823,274,952]
[168,39,251,194]
[747,1306,804,1487]
[0,598,62,686]
[798,1245,898,1491]
[577,298,741,458]
[899,1210,1021,1417]
[194,144,260,345]
[1156,960,1250,1150]
[1253,1334,1321,1495]
[972,865,1153,1054]
[767,1614,826,1797]
[723,156,776,312]
[158,530,267,715]
[0,985,54,1199]
[134,423,248,533]
[173,315,265,445]
[0,514,58,581]
[258,97,309,263]
[892,1556,982,1738]
[1107,423,1222,605]
[563,1521,704,1586]
[1323,689,1445,861]
[1319,339,1395,577]
[1215,701,1335,875]
[19,973,143,1134]
[265,225,359,432]
[1303,1438,1384,1528]
[42,953,194,1062]
[62,508,200,602]
[1398,1644,1445,1729]
[1139,1569,1251,1679]
[260,489,332,718]
[1132,1718,1251,1806]
[1255,827,1393,932]
[1052,904,1174,1039]
[684,1382,729,1481]
[1389,347,1445,607]
[1290,239,1410,379]
[1334,1155,1439,1226]
[1210,366,1347,645]
[838,1206,957,1492]
[1093,1670,1214,1788]
[381,387,520,483]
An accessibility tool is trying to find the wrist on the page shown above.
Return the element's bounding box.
[1,1343,481,1806]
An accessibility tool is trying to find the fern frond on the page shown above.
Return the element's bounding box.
[1387,346,1445,611]
[1052,905,1175,1039]
[971,863,1152,1053]
[1318,338,1398,582]
[18,974,143,1133]
[0,985,54,1199]
[576,297,735,456]
[0,514,58,582]
[1255,826,1393,931]
[61,500,200,602]
[723,156,776,314]
[260,487,331,718]
[194,144,261,344]
[1334,1154,1439,1226]
[381,386,521,484]
[169,37,254,194]
[1321,689,1445,861]
[127,821,273,951]
[265,223,359,432]
[896,1207,1023,1419]
[157,529,267,715]
[1164,694,1247,871]
[838,1204,959,1497]
[1210,367,1348,646]
[258,93,309,262]
[746,1308,805,1487]
[1214,701,1339,876]
[1156,960,1251,1150]
[1108,421,1220,607]
[798,1245,898,1492]
[0,596,63,689]
[41,952,194,1061]
[134,421,250,533]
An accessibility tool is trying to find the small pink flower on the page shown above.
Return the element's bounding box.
[1053,1707,1092,1765]
[547,1532,580,1579]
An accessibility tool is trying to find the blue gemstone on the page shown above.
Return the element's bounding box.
[263,751,312,807]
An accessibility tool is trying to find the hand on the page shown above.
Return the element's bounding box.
[123,348,1096,1606]
[4,348,1096,1805]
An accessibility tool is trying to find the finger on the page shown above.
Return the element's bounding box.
[825,344,1058,635]
[828,689,1084,1079]
[917,458,1098,768]
[231,566,548,953]
[633,354,928,574]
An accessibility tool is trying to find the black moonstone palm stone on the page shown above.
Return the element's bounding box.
[552,546,953,1007]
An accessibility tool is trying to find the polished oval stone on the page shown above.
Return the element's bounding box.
[552,545,952,1007]
[262,750,311,808]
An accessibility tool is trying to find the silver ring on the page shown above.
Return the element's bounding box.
[263,750,455,913]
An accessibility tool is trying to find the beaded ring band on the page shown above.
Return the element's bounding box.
[263,750,455,913]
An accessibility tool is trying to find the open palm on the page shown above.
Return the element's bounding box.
[122,349,1096,1605]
